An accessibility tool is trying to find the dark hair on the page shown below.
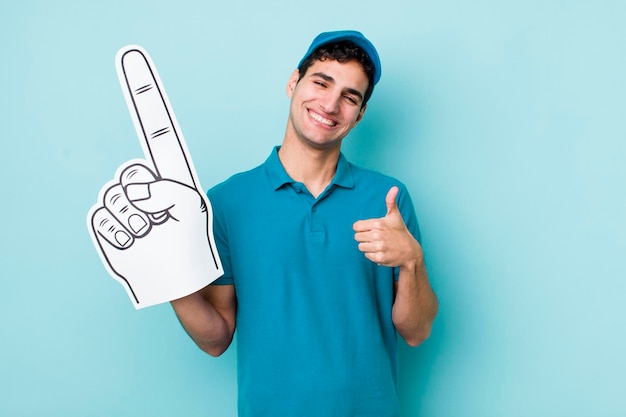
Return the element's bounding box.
[298,40,376,106]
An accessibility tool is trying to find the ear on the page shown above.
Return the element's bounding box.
[355,104,367,123]
[286,69,300,98]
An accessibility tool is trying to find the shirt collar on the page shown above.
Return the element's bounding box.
[264,146,355,191]
[332,152,355,189]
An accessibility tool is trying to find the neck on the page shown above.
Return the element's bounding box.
[278,139,340,198]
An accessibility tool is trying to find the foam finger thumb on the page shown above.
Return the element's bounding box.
[126,179,201,218]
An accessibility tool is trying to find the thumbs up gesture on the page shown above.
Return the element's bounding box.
[353,186,423,268]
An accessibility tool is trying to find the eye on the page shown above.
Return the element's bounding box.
[344,95,358,105]
[313,80,327,88]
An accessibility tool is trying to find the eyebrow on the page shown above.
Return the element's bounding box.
[310,72,364,102]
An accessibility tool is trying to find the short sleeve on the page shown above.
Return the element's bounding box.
[207,188,234,286]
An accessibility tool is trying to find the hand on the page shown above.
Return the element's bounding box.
[353,186,422,268]
[87,46,223,309]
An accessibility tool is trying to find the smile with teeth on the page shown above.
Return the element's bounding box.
[309,110,337,127]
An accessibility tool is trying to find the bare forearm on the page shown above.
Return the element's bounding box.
[170,289,235,357]
[392,260,438,347]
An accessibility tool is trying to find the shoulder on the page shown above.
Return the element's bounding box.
[347,161,420,237]
[349,162,409,195]
[207,164,265,200]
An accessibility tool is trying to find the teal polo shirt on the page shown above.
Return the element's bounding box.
[207,147,421,417]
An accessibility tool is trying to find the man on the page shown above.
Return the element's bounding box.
[171,30,438,416]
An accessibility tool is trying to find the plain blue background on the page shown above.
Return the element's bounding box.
[2,1,625,416]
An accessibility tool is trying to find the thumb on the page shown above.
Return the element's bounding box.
[385,186,400,216]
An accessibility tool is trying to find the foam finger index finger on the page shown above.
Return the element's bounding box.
[117,46,197,188]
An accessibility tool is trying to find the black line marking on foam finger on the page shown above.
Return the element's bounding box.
[151,127,171,139]
[135,84,153,94]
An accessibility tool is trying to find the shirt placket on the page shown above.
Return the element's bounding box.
[291,182,327,243]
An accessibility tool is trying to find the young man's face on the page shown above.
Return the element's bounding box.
[285,58,369,151]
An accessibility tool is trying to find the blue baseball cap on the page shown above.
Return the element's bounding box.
[297,30,382,85]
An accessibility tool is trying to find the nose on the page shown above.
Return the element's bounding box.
[319,91,340,114]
